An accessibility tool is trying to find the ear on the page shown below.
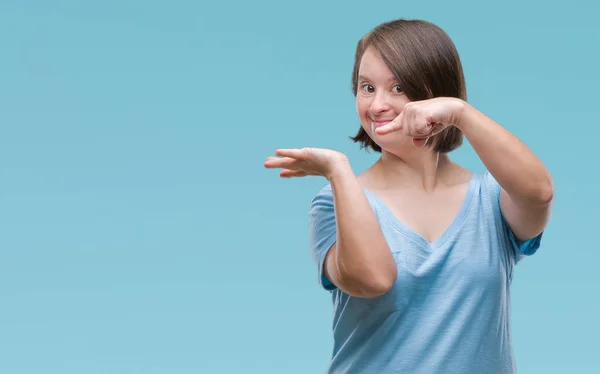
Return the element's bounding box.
[412,137,429,148]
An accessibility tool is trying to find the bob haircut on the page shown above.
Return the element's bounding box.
[350,19,467,153]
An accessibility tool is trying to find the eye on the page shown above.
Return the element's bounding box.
[392,84,403,93]
[361,84,374,93]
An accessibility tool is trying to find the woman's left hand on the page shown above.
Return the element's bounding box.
[375,97,466,148]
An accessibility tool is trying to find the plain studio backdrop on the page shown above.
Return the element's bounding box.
[1,1,598,373]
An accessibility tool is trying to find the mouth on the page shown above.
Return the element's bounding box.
[370,120,393,135]
[371,119,393,127]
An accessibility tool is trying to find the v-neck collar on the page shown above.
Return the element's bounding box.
[363,173,480,250]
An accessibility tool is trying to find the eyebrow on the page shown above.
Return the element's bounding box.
[358,75,399,83]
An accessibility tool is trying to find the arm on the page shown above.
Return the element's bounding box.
[323,161,397,297]
[456,101,554,241]
[265,148,397,297]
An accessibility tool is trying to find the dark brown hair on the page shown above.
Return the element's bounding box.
[350,19,467,153]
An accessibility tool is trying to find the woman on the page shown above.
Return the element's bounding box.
[264,19,553,373]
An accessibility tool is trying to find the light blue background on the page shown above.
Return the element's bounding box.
[1,1,598,373]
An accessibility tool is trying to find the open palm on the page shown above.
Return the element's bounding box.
[264,148,348,179]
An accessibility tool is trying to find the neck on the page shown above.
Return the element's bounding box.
[374,149,453,192]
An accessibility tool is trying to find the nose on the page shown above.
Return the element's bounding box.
[369,91,392,114]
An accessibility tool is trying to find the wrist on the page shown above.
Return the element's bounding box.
[453,99,473,131]
[325,156,353,181]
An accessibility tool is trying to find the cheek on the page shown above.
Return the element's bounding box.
[355,97,370,122]
[396,97,410,112]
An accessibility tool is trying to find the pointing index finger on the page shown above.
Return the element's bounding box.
[375,116,402,135]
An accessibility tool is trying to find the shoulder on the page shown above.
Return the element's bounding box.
[310,183,333,207]
[308,184,335,227]
[476,171,503,206]
[460,170,502,213]
[309,166,372,207]
[479,170,499,189]
[308,181,382,221]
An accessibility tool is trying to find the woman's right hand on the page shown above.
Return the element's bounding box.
[264,148,350,180]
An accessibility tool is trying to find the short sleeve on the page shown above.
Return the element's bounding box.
[482,171,543,264]
[308,185,338,291]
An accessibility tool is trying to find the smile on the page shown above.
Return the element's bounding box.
[372,120,392,127]
[371,120,393,135]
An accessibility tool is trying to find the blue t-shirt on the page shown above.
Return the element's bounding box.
[308,171,542,373]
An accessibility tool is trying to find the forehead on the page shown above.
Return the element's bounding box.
[358,46,396,81]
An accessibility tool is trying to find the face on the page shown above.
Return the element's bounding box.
[356,46,413,154]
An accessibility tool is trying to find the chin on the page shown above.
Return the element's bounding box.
[376,137,424,157]
[368,131,407,150]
